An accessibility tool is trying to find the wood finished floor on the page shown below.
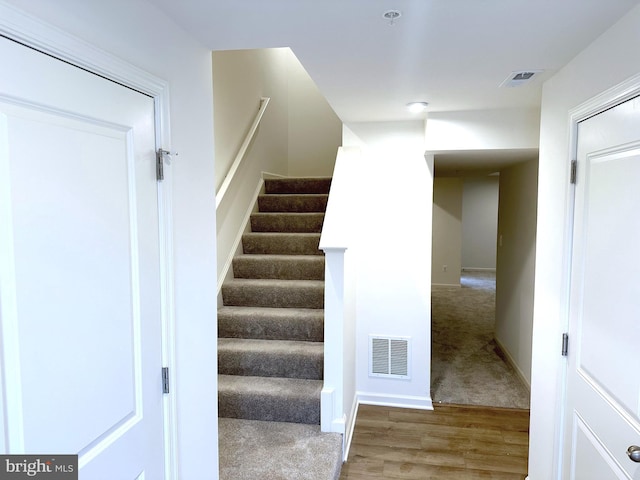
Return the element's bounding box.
[340,403,530,480]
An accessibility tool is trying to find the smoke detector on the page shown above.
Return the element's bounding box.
[383,10,402,25]
[500,70,543,88]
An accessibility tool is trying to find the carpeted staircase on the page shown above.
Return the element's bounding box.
[218,177,343,480]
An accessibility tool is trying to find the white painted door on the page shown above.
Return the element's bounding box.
[0,36,165,478]
[564,95,640,479]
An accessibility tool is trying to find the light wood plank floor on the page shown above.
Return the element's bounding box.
[340,403,529,480]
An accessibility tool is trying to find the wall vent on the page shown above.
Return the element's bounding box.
[500,70,543,88]
[369,335,410,379]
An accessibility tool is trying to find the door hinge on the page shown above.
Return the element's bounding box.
[162,367,170,394]
[570,160,577,184]
[156,148,175,181]
[561,333,569,356]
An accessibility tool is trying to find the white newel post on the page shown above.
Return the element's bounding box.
[321,247,347,434]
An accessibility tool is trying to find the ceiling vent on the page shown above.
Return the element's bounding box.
[500,70,543,88]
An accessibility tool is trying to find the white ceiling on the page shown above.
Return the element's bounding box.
[147,0,640,124]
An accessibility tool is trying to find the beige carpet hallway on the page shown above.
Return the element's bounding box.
[431,270,530,409]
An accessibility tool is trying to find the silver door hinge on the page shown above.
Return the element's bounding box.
[156,149,176,181]
[162,367,170,394]
[570,160,577,184]
[561,333,569,356]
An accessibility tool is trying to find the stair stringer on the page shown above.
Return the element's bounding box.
[216,171,289,306]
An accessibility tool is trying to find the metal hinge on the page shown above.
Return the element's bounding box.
[162,367,170,394]
[561,333,569,356]
[570,160,577,184]
[156,149,175,181]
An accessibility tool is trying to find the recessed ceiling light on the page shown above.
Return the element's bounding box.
[382,10,402,25]
[406,101,429,113]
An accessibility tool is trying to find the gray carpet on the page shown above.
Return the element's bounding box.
[218,177,342,479]
[219,418,342,480]
[431,270,531,409]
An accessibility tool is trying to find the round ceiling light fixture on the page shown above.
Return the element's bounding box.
[382,10,402,25]
[406,101,429,113]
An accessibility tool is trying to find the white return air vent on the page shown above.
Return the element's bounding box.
[500,70,543,88]
[369,335,410,379]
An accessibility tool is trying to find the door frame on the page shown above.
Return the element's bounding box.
[557,71,640,476]
[0,4,178,479]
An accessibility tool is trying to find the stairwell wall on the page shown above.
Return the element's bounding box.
[213,48,289,290]
[213,48,342,286]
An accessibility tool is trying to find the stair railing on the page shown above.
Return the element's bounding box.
[319,147,359,452]
[215,97,270,209]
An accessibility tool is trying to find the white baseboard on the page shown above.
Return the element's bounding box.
[357,391,433,410]
[494,337,531,392]
[461,267,496,272]
[343,397,359,462]
[216,178,265,298]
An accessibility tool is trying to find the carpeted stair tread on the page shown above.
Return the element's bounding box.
[222,279,324,309]
[218,375,322,424]
[264,177,332,195]
[218,338,323,379]
[218,417,342,480]
[218,306,324,342]
[250,212,325,233]
[242,232,322,255]
[258,194,328,213]
[233,254,324,280]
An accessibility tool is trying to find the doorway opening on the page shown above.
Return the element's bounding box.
[431,156,537,409]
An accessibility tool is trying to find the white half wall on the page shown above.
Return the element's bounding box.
[531,4,640,479]
[0,1,220,477]
[343,122,433,409]
[462,176,499,270]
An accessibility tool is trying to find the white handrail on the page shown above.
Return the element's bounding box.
[215,97,270,209]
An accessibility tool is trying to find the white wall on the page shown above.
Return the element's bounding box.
[432,178,463,286]
[1,0,220,477]
[212,48,289,191]
[288,54,343,176]
[425,108,540,151]
[343,122,433,409]
[495,160,538,388]
[212,48,289,287]
[462,176,499,270]
[531,5,640,479]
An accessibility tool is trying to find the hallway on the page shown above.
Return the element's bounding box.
[431,271,530,409]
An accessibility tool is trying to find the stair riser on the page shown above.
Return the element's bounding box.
[233,257,324,280]
[219,392,320,425]
[250,213,325,233]
[218,350,323,380]
[264,178,331,195]
[222,284,324,309]
[242,234,322,256]
[258,195,328,213]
